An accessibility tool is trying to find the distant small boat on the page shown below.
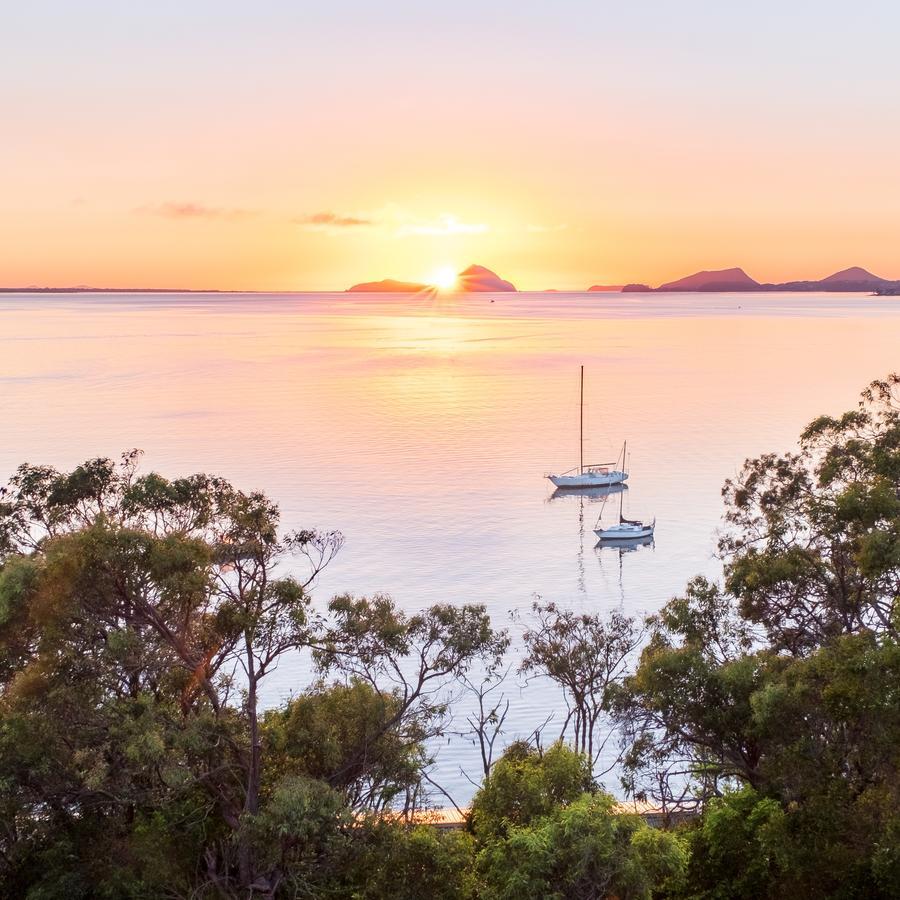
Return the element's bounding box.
[594,451,655,541]
[547,367,628,489]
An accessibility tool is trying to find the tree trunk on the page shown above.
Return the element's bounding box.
[239,637,261,891]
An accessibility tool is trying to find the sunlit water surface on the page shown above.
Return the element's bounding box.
[3,290,900,802]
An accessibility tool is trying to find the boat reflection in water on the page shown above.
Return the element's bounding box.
[548,482,627,503]
[595,533,654,553]
[547,482,629,596]
[595,531,655,605]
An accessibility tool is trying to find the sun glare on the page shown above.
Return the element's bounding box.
[429,266,459,291]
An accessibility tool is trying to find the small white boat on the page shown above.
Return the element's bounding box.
[595,518,656,541]
[594,455,655,541]
[547,367,627,489]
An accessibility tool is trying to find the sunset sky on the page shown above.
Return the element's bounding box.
[3,1,900,290]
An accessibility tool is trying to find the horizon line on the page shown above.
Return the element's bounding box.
[5,262,899,296]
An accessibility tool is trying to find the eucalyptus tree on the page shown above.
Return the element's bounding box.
[521,600,641,768]
[616,375,900,894]
[720,372,900,653]
[620,373,900,805]
[454,668,512,785]
[316,593,509,811]
[469,742,686,900]
[0,452,505,897]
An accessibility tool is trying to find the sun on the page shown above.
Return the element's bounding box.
[429,266,459,292]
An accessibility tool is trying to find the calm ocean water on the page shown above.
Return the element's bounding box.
[3,290,900,801]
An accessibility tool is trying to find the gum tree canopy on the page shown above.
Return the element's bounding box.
[619,375,900,896]
[721,373,900,652]
[0,452,505,898]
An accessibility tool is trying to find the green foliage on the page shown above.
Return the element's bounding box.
[470,744,686,900]
[618,577,769,800]
[243,775,352,894]
[263,679,428,808]
[720,377,900,653]
[0,452,503,897]
[469,741,594,840]
[671,788,789,900]
[625,611,900,893]
[476,792,686,900]
[622,376,900,897]
[345,823,477,900]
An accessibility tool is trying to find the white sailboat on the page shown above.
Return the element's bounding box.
[547,367,628,489]
[594,449,655,542]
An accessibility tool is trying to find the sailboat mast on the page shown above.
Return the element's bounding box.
[579,365,584,475]
[619,441,627,523]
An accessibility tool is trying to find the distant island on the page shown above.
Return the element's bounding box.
[657,267,759,292]
[642,265,900,293]
[344,278,429,293]
[348,264,516,293]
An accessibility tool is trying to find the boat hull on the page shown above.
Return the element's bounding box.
[594,523,655,540]
[548,470,628,489]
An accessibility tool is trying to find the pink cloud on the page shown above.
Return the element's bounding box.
[295,211,374,228]
[138,202,254,221]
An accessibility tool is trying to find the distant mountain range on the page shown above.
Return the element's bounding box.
[348,263,900,295]
[625,266,900,293]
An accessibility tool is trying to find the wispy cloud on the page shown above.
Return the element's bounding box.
[294,211,374,229]
[138,202,255,221]
[295,205,489,237]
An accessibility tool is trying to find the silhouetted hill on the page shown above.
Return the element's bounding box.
[658,267,760,292]
[587,284,624,292]
[457,265,516,292]
[346,279,428,293]
[773,267,896,292]
[820,266,885,285]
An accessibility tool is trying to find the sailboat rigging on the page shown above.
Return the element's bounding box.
[547,367,628,489]
[594,441,655,542]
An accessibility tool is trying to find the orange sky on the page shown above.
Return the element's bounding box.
[3,3,900,291]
